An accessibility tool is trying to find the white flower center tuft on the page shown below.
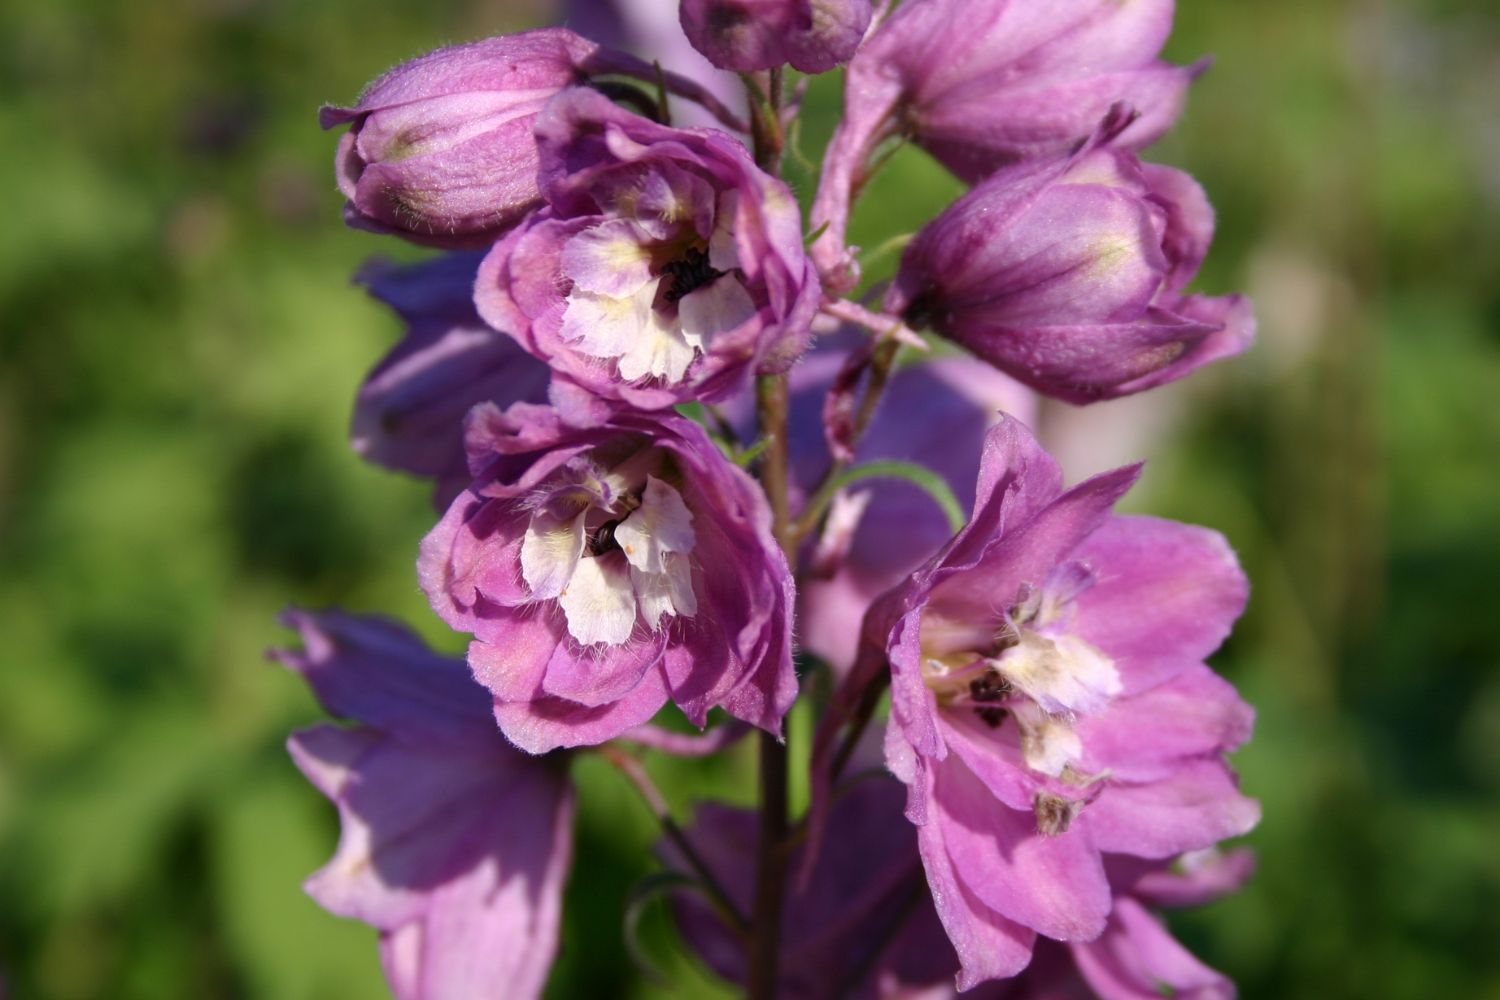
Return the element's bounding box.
[558,186,753,384]
[921,574,1121,780]
[521,460,697,647]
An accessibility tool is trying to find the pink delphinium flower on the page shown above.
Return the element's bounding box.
[275,609,574,1000]
[886,122,1254,402]
[475,87,820,412]
[859,416,1257,986]
[418,400,796,754]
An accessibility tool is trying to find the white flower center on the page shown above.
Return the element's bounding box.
[921,578,1120,779]
[520,462,697,646]
[557,191,754,384]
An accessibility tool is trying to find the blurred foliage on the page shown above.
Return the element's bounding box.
[1,0,1498,998]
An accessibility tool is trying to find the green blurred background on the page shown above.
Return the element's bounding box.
[2,0,1497,997]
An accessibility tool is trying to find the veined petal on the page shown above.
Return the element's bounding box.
[632,553,699,630]
[616,475,696,574]
[996,630,1122,716]
[708,190,741,271]
[679,275,757,347]
[564,281,704,384]
[560,219,656,297]
[520,510,586,600]
[557,555,637,646]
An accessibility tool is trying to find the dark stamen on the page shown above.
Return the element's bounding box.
[976,706,1007,729]
[662,247,723,303]
[969,672,1012,703]
[588,519,624,557]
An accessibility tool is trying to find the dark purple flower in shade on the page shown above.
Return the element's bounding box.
[274,609,574,1000]
[474,87,820,411]
[320,30,600,249]
[859,416,1257,987]
[663,768,1249,996]
[809,0,1201,288]
[352,252,551,505]
[418,400,796,754]
[679,0,874,74]
[886,127,1255,403]
[662,777,957,998]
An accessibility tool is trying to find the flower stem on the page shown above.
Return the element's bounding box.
[748,730,789,1000]
[751,371,793,1000]
[599,745,750,938]
[749,65,794,999]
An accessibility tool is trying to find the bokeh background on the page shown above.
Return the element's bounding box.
[2,0,1498,997]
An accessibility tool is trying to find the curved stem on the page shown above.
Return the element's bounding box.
[598,745,750,939]
[797,459,967,545]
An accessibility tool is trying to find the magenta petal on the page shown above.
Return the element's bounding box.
[278,609,576,1000]
[377,778,575,1000]
[1072,897,1234,1000]
[466,617,564,704]
[1129,848,1256,909]
[1078,666,1253,781]
[941,413,1064,572]
[492,666,673,754]
[1070,515,1248,693]
[272,609,494,748]
[940,711,1042,812]
[929,462,1140,626]
[935,757,1111,942]
[539,630,666,707]
[915,799,1038,989]
[1084,760,1260,859]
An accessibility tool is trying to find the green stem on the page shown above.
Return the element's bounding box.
[599,746,749,938]
[750,373,793,1000]
[797,459,967,545]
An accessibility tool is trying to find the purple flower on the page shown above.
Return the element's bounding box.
[320,30,602,248]
[810,0,1200,287]
[352,252,551,505]
[474,87,820,410]
[886,128,1254,402]
[679,0,874,74]
[865,416,1258,987]
[666,762,1250,997]
[418,400,796,753]
[275,609,574,1000]
[663,777,957,998]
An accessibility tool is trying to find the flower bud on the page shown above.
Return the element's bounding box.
[810,0,1202,288]
[320,30,602,248]
[889,131,1254,402]
[679,0,873,73]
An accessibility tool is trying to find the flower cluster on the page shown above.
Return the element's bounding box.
[282,1,1260,996]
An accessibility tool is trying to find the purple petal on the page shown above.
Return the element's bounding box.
[1069,515,1248,694]
[934,756,1112,942]
[1072,896,1234,1000]
[1083,760,1260,859]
